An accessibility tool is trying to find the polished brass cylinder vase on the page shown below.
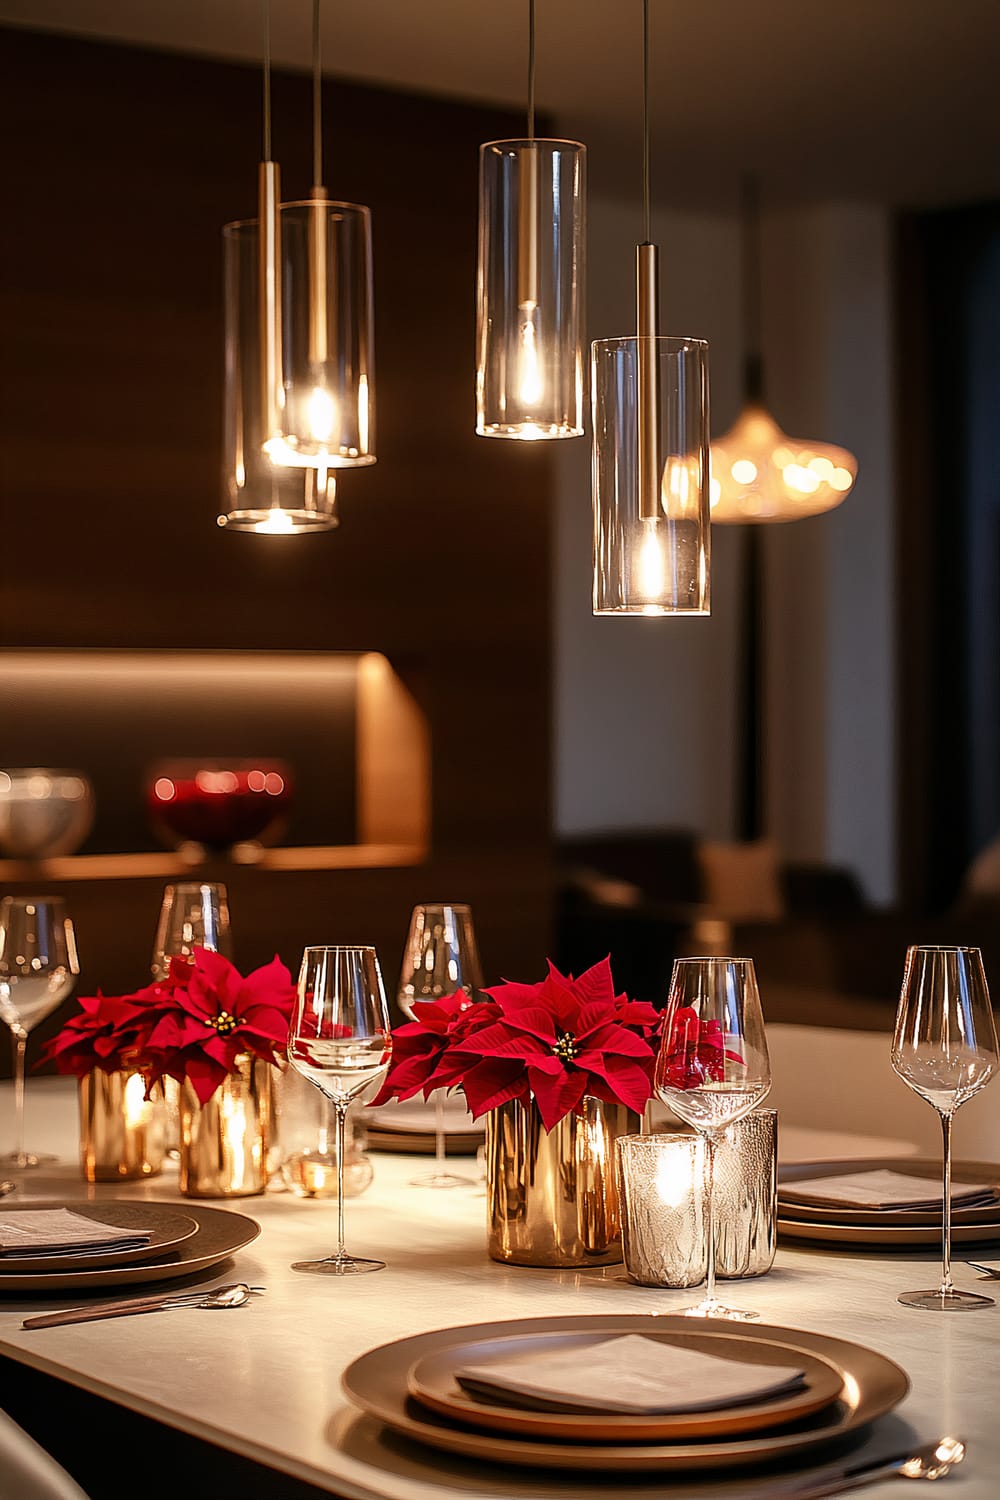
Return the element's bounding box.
[485,1095,639,1267]
[179,1053,273,1198]
[79,1068,166,1183]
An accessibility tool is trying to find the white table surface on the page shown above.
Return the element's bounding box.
[0,1079,997,1500]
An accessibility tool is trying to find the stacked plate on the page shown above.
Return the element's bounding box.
[362,1097,484,1155]
[342,1314,909,1473]
[0,1200,260,1295]
[778,1157,1000,1247]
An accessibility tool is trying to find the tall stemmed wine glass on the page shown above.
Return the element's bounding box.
[892,945,999,1311]
[151,881,232,981]
[654,956,771,1320]
[398,903,483,1188]
[0,896,79,1168]
[288,946,392,1275]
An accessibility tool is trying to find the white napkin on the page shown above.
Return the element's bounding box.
[455,1334,806,1415]
[0,1209,153,1258]
[780,1168,1000,1211]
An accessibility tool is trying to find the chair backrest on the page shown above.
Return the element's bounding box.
[0,1409,90,1500]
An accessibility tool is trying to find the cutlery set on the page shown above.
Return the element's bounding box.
[22,1281,265,1329]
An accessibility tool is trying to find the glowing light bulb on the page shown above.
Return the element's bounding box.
[517,307,543,407]
[637,518,665,601]
[307,385,337,443]
[731,459,757,485]
[256,509,296,535]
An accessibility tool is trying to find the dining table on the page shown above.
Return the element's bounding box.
[0,1077,996,1499]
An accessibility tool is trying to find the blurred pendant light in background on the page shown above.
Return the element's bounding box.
[592,0,710,614]
[476,0,586,439]
[712,180,858,841]
[220,0,339,533]
[709,180,857,524]
[262,0,375,473]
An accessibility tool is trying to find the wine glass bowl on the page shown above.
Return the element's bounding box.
[654,956,771,1320]
[288,945,392,1275]
[891,945,999,1311]
[0,895,80,1168]
[397,903,482,1188]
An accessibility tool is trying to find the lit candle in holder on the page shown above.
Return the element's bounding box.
[617,1111,777,1288]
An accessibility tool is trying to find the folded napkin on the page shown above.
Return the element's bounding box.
[780,1168,1000,1212]
[0,1209,153,1259]
[455,1334,806,1415]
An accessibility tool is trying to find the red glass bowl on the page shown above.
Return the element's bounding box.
[145,761,293,851]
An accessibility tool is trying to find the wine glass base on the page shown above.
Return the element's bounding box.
[898,1288,995,1311]
[680,1301,760,1322]
[0,1151,56,1170]
[291,1255,386,1276]
[409,1169,474,1189]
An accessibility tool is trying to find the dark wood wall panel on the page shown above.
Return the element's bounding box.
[0,29,553,1043]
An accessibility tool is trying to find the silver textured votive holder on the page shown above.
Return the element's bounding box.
[616,1109,777,1287]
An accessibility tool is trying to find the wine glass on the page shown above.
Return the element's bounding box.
[891,945,999,1311]
[287,946,392,1274]
[0,896,80,1168]
[654,956,771,1320]
[151,881,232,981]
[398,903,483,1188]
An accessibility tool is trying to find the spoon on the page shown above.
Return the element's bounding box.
[965,1260,1000,1278]
[768,1436,966,1497]
[0,1181,16,1198]
[22,1282,262,1330]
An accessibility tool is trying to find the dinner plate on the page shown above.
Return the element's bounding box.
[406,1329,845,1442]
[342,1314,909,1472]
[778,1215,1000,1247]
[778,1158,1000,1228]
[365,1128,483,1156]
[0,1201,198,1273]
[0,1202,260,1295]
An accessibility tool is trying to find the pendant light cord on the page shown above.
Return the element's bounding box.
[262,0,272,159]
[312,0,323,187]
[526,0,536,140]
[642,0,650,244]
[741,175,765,399]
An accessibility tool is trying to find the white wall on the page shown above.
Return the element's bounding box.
[554,195,897,904]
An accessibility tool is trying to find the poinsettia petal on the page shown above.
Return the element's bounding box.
[531,1067,588,1131]
[566,956,616,1010]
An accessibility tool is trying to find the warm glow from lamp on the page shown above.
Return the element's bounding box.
[637,518,665,601]
[709,404,857,523]
[517,307,543,406]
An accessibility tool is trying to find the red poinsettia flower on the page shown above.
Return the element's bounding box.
[141,947,296,1104]
[38,989,156,1079]
[374,957,660,1132]
[654,1005,745,1092]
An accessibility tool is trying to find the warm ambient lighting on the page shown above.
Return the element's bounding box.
[476,1,585,440]
[709,404,857,523]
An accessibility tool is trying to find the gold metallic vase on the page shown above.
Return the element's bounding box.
[79,1068,166,1183]
[179,1053,273,1198]
[485,1095,638,1267]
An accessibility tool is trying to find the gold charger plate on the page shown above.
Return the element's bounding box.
[407,1328,844,1442]
[0,1201,198,1273]
[0,1202,260,1295]
[779,1157,1000,1228]
[342,1315,909,1473]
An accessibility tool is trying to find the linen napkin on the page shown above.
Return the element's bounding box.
[0,1209,153,1258]
[780,1168,1000,1212]
[455,1334,807,1415]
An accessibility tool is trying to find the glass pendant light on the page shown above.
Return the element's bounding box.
[220,0,339,533]
[263,0,375,472]
[592,0,710,615]
[476,0,585,440]
[709,180,857,524]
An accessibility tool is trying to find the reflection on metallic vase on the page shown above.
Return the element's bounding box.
[179,1053,273,1198]
[616,1111,777,1287]
[485,1096,638,1267]
[79,1069,166,1182]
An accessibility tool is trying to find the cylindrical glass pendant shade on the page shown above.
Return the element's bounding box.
[477,139,585,440]
[592,336,710,615]
[221,218,340,533]
[263,199,375,470]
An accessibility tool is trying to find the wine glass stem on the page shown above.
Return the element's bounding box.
[703,1132,717,1306]
[335,1103,348,1261]
[11,1028,27,1169]
[939,1109,954,1296]
[434,1090,447,1176]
